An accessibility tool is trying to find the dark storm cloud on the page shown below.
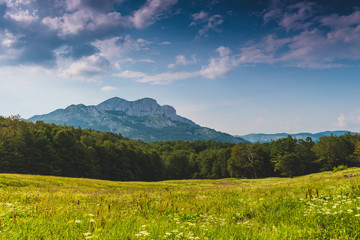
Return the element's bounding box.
[61,43,100,60]
[0,0,128,67]
[0,0,178,71]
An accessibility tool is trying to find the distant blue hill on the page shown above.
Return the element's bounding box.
[237,131,357,143]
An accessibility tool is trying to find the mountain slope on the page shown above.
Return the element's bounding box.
[238,131,356,143]
[29,97,246,143]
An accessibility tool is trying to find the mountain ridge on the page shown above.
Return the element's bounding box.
[238,130,357,143]
[29,97,246,143]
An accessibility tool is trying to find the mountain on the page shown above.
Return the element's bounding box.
[238,131,356,143]
[29,97,246,143]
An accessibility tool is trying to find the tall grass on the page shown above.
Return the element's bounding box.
[0,168,360,239]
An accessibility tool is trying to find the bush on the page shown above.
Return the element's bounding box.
[333,165,348,172]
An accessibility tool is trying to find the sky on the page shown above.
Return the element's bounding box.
[0,0,360,135]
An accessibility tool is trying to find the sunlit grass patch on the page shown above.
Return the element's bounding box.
[0,168,360,239]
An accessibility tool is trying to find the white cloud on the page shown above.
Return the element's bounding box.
[60,54,110,80]
[5,9,39,22]
[116,45,238,84]
[160,41,171,45]
[101,85,117,92]
[0,0,179,74]
[3,0,39,23]
[138,71,199,84]
[168,54,196,68]
[42,9,126,36]
[121,58,155,63]
[279,2,316,31]
[92,35,138,60]
[137,38,152,45]
[200,46,237,79]
[336,113,346,128]
[1,29,20,48]
[190,11,223,37]
[91,35,154,66]
[190,11,208,26]
[239,7,360,69]
[130,0,178,29]
[116,70,199,85]
[115,70,147,79]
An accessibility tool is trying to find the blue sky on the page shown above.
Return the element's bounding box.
[0,0,360,135]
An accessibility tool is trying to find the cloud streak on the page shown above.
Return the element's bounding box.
[116,46,237,84]
[190,11,224,37]
[130,0,178,29]
[240,2,360,69]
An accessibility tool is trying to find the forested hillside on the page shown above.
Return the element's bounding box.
[1,116,360,181]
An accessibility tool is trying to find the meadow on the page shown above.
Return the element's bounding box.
[0,168,360,239]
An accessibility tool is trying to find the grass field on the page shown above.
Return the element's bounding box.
[0,169,360,239]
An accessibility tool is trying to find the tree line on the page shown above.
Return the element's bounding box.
[1,116,360,181]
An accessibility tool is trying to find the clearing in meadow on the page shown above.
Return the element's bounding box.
[0,168,360,239]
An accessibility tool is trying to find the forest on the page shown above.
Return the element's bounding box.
[0,115,359,181]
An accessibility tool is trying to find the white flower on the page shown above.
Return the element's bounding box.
[75,220,81,224]
[139,231,150,236]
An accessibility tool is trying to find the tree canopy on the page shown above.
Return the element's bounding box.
[0,116,359,181]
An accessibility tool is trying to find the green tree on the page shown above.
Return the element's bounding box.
[165,150,190,179]
[270,136,303,177]
[313,134,354,171]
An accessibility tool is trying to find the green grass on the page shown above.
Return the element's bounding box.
[1,169,360,239]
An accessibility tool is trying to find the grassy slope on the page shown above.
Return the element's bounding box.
[1,169,360,239]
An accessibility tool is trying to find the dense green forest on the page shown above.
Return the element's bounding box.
[1,115,360,181]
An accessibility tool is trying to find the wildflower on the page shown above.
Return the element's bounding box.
[75,220,81,224]
[84,233,92,236]
[139,231,150,236]
[355,214,360,217]
[175,232,184,238]
[88,214,94,217]
[347,209,354,213]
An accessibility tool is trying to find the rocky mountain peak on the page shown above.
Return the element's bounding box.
[96,97,196,126]
[28,97,247,143]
